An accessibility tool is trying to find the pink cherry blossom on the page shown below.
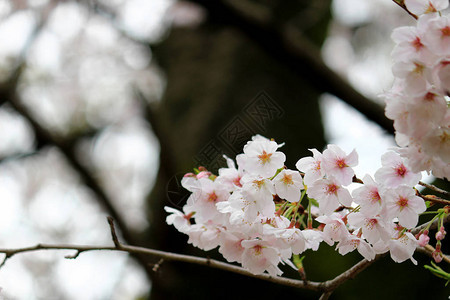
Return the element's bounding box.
[384,185,426,228]
[302,229,324,251]
[352,174,384,215]
[273,169,304,202]
[321,144,358,186]
[187,222,224,251]
[316,213,349,246]
[164,206,193,233]
[241,239,282,276]
[307,178,353,215]
[422,126,450,164]
[187,177,230,223]
[374,151,422,188]
[392,60,428,94]
[263,219,307,255]
[422,15,450,55]
[336,233,376,261]
[388,232,418,264]
[240,175,276,219]
[218,232,246,263]
[216,155,243,191]
[347,212,391,245]
[295,148,324,186]
[391,24,435,65]
[405,0,449,16]
[417,230,430,247]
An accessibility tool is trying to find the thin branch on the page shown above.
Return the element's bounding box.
[1,214,449,295]
[419,194,450,206]
[413,213,450,235]
[418,181,450,198]
[319,254,385,293]
[392,0,419,20]
[319,291,333,300]
[416,245,450,265]
[186,0,395,134]
[107,216,122,249]
[0,241,324,292]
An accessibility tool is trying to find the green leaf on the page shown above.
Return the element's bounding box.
[309,197,319,207]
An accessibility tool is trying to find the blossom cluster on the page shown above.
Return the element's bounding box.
[383,0,450,179]
[165,135,430,276]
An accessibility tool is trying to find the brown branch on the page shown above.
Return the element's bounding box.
[418,181,450,198]
[416,245,450,265]
[318,254,386,296]
[392,0,419,20]
[0,242,324,292]
[419,194,450,206]
[1,214,449,295]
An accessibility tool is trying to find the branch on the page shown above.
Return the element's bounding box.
[392,0,418,19]
[418,181,450,198]
[186,0,394,134]
[2,214,449,295]
[415,245,450,265]
[0,217,325,292]
[413,212,450,236]
[318,254,385,296]
[419,194,450,206]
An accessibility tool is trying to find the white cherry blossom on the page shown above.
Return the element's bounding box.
[273,169,304,202]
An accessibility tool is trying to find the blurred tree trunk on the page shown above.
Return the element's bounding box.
[145,1,331,299]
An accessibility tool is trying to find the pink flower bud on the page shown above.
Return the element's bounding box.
[432,250,443,263]
[436,227,446,241]
[418,232,430,247]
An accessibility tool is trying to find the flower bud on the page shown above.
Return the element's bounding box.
[435,226,446,241]
[432,249,443,263]
[418,230,430,247]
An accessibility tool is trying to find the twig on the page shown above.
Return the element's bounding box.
[107,217,122,249]
[318,254,385,293]
[418,194,450,206]
[392,0,419,19]
[416,245,450,265]
[418,181,450,198]
[412,213,450,235]
[1,214,449,295]
[319,291,334,300]
[0,242,324,292]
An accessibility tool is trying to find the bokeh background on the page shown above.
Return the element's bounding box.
[0,0,448,299]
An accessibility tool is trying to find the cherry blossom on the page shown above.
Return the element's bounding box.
[295,148,324,186]
[383,185,426,228]
[404,0,449,16]
[164,206,193,233]
[374,151,421,188]
[273,169,304,202]
[316,213,349,246]
[351,175,384,216]
[165,132,447,276]
[347,212,390,245]
[241,239,282,276]
[321,144,358,186]
[388,232,419,264]
[336,233,376,261]
[307,178,353,215]
[241,135,286,178]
